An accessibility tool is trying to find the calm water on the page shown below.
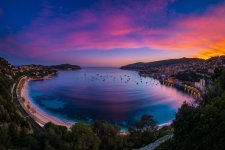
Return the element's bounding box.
[28,68,193,129]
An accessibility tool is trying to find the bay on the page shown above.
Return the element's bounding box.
[28,68,193,129]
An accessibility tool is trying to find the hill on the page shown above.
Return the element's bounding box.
[49,64,81,70]
[0,57,32,149]
[2,56,225,149]
[0,57,173,149]
[120,58,204,70]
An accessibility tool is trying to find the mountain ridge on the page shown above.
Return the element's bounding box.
[120,57,204,70]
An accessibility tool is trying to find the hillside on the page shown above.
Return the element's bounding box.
[0,58,32,149]
[0,57,173,149]
[120,58,204,70]
[1,56,225,149]
[49,64,81,70]
[157,69,225,150]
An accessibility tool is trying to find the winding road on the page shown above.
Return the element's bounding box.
[138,134,174,150]
[12,76,44,134]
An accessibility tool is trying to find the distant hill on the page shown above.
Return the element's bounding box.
[0,57,32,148]
[120,58,204,70]
[0,57,16,80]
[49,64,81,70]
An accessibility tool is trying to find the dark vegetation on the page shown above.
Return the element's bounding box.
[0,58,31,149]
[172,71,203,82]
[49,64,81,70]
[17,64,81,78]
[120,58,204,70]
[2,56,225,149]
[0,57,171,150]
[157,69,225,150]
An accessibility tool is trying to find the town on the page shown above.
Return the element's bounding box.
[121,56,225,99]
[0,58,81,80]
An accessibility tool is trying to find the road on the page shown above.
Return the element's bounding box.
[12,77,44,135]
[138,134,174,150]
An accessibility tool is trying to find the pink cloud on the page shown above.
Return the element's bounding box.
[1,0,225,61]
[1,0,170,57]
[142,3,225,58]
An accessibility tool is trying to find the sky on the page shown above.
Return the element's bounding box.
[0,0,225,67]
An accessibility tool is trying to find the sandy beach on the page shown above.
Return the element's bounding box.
[17,76,170,134]
[19,77,73,129]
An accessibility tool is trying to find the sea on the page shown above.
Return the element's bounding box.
[28,68,193,129]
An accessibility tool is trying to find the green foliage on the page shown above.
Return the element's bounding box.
[173,71,203,82]
[212,67,223,81]
[0,126,10,149]
[92,121,128,150]
[43,123,70,150]
[157,126,173,138]
[204,69,225,104]
[0,57,171,149]
[128,115,158,148]
[157,69,225,150]
[70,122,100,150]
[49,64,81,70]
[0,58,33,149]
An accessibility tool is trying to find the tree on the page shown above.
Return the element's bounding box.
[0,126,10,149]
[43,122,69,150]
[171,102,200,149]
[158,70,225,150]
[128,115,157,148]
[205,69,225,104]
[135,115,157,132]
[70,122,100,150]
[92,121,126,150]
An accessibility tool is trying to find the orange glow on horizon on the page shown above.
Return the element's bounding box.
[192,40,225,59]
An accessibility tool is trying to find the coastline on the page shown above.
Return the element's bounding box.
[121,68,203,100]
[158,121,172,129]
[18,75,172,134]
[19,77,73,129]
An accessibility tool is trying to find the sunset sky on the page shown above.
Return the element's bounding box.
[0,0,225,67]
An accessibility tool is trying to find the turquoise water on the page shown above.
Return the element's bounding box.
[28,68,193,128]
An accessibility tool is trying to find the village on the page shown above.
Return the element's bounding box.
[138,56,225,98]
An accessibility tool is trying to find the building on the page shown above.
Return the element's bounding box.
[208,68,214,74]
[195,79,206,91]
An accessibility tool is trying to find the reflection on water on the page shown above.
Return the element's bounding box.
[28,68,193,128]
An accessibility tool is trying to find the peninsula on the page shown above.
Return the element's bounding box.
[121,56,225,98]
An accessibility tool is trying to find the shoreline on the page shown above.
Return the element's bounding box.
[121,68,203,100]
[19,77,73,129]
[18,76,172,133]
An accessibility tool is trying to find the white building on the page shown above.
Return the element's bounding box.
[195,79,205,91]
[208,68,214,74]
